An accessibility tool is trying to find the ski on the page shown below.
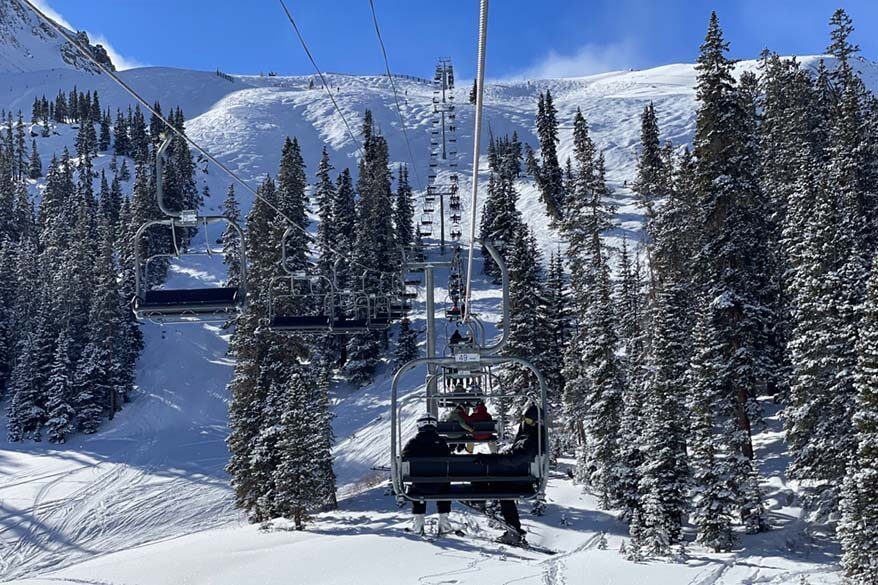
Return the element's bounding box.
[447,526,558,555]
[454,502,558,555]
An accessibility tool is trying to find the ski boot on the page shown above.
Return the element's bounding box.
[410,514,426,536]
[437,513,453,535]
[496,528,526,547]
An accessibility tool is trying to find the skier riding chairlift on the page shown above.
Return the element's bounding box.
[401,413,453,535]
[480,399,545,545]
[443,396,475,453]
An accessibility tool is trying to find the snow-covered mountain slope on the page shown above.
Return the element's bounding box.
[0,0,105,74]
[3,54,878,583]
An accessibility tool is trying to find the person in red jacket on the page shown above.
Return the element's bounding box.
[466,400,498,453]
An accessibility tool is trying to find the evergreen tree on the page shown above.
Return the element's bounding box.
[271,371,321,528]
[394,317,419,367]
[687,304,736,552]
[534,91,565,220]
[538,251,569,409]
[502,226,547,410]
[394,164,414,251]
[276,137,309,273]
[690,12,768,528]
[118,159,131,182]
[839,261,878,584]
[28,139,41,179]
[345,111,395,384]
[637,281,689,555]
[114,109,129,156]
[6,327,45,442]
[14,112,26,182]
[221,184,243,288]
[45,331,75,443]
[331,169,356,290]
[99,110,111,151]
[313,148,336,280]
[785,15,870,500]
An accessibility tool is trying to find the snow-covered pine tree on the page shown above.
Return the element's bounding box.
[310,365,337,511]
[113,109,129,157]
[687,302,735,552]
[533,90,565,220]
[221,184,242,288]
[227,147,325,522]
[479,138,523,280]
[14,112,26,182]
[574,225,624,508]
[271,370,322,528]
[45,330,75,443]
[561,108,605,449]
[538,251,569,410]
[785,14,871,505]
[276,137,309,272]
[28,139,41,179]
[690,12,768,529]
[227,176,282,515]
[99,110,111,152]
[632,102,665,228]
[394,317,419,367]
[637,281,689,555]
[313,148,335,279]
[615,236,650,526]
[394,164,414,251]
[331,168,356,291]
[6,326,45,442]
[346,111,395,384]
[501,225,547,419]
[0,239,17,396]
[838,261,878,584]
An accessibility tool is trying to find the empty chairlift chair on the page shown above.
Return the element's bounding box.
[133,137,247,323]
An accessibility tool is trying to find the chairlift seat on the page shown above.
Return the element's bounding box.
[402,454,539,485]
[331,317,371,332]
[269,314,332,331]
[407,484,537,500]
[136,287,240,317]
[367,317,391,329]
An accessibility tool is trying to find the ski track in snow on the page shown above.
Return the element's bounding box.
[1,54,871,583]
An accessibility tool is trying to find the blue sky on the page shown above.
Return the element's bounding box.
[35,0,878,78]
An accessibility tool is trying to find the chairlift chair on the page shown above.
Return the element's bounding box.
[390,355,549,502]
[133,137,247,323]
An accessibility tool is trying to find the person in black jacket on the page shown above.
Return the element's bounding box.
[402,413,453,535]
[494,401,545,545]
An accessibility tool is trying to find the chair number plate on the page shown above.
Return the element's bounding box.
[454,353,480,363]
[179,211,198,226]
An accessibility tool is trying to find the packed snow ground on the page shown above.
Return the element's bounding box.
[3,54,876,583]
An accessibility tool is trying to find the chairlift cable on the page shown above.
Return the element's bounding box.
[367,0,425,193]
[278,0,364,157]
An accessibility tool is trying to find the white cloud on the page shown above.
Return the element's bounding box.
[30,0,145,70]
[507,41,641,81]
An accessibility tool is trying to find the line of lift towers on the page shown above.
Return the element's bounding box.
[130,58,549,508]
